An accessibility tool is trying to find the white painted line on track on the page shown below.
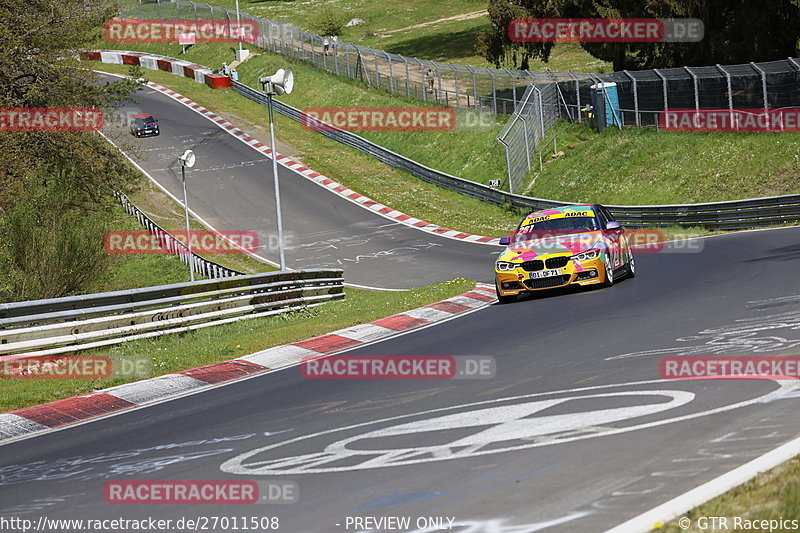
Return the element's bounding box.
[605,431,800,533]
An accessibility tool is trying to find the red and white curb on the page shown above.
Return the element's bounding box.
[86,50,500,246]
[0,283,496,444]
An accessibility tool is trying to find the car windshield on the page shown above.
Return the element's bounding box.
[135,117,155,125]
[519,215,599,233]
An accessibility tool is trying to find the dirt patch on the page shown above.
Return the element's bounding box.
[379,10,488,37]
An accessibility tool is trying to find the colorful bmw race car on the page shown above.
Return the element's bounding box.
[130,114,160,137]
[494,204,635,303]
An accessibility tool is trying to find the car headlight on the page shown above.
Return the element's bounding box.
[495,261,518,271]
[570,249,601,262]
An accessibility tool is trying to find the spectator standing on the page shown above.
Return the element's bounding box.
[323,36,330,56]
[231,68,239,82]
[222,62,229,76]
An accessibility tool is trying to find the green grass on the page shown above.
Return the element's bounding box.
[655,456,800,532]
[528,121,800,205]
[0,278,474,412]
[85,203,206,293]
[158,0,609,71]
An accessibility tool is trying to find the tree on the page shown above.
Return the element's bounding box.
[478,0,800,71]
[0,0,143,300]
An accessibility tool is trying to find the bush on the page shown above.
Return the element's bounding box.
[312,5,346,37]
[0,178,112,301]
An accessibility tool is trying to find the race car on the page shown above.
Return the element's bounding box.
[494,204,635,303]
[130,114,160,137]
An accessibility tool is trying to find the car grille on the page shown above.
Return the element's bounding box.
[524,275,571,289]
[545,256,570,269]
[521,260,544,272]
[522,256,570,272]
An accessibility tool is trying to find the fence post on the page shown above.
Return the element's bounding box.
[654,69,668,111]
[497,136,514,194]
[387,53,394,94]
[520,116,531,172]
[568,72,581,123]
[435,63,443,105]
[372,48,380,88]
[453,65,460,107]
[750,62,768,112]
[716,64,735,129]
[505,68,517,108]
[684,66,700,110]
[404,58,410,97]
[465,65,478,110]
[623,70,640,126]
[535,86,545,138]
[490,70,497,114]
[418,58,428,103]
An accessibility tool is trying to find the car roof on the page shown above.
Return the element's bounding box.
[524,204,596,218]
[133,114,154,119]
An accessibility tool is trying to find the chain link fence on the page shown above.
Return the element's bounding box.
[121,0,800,192]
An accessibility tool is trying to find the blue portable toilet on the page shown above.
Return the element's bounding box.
[590,82,622,128]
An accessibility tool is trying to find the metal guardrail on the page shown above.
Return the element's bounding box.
[116,192,243,279]
[231,81,800,230]
[0,270,345,357]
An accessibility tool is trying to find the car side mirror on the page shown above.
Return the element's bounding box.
[499,236,510,245]
[606,221,621,230]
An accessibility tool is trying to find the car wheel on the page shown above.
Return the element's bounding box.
[601,262,614,288]
[495,281,517,304]
[626,254,636,278]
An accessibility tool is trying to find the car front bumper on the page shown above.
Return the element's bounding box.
[495,256,610,296]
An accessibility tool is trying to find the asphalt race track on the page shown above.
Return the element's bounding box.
[98,74,496,289]
[2,224,800,531]
[3,71,800,532]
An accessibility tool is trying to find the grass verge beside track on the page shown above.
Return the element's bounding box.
[656,456,800,532]
[0,278,475,412]
[93,56,521,237]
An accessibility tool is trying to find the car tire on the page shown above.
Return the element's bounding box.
[626,254,636,278]
[601,262,614,288]
[495,281,517,304]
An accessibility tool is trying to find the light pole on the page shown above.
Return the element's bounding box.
[259,68,294,270]
[179,149,197,281]
[235,0,243,54]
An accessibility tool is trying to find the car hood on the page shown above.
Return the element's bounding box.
[498,231,607,262]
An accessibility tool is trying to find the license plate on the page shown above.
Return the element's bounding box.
[530,269,562,279]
